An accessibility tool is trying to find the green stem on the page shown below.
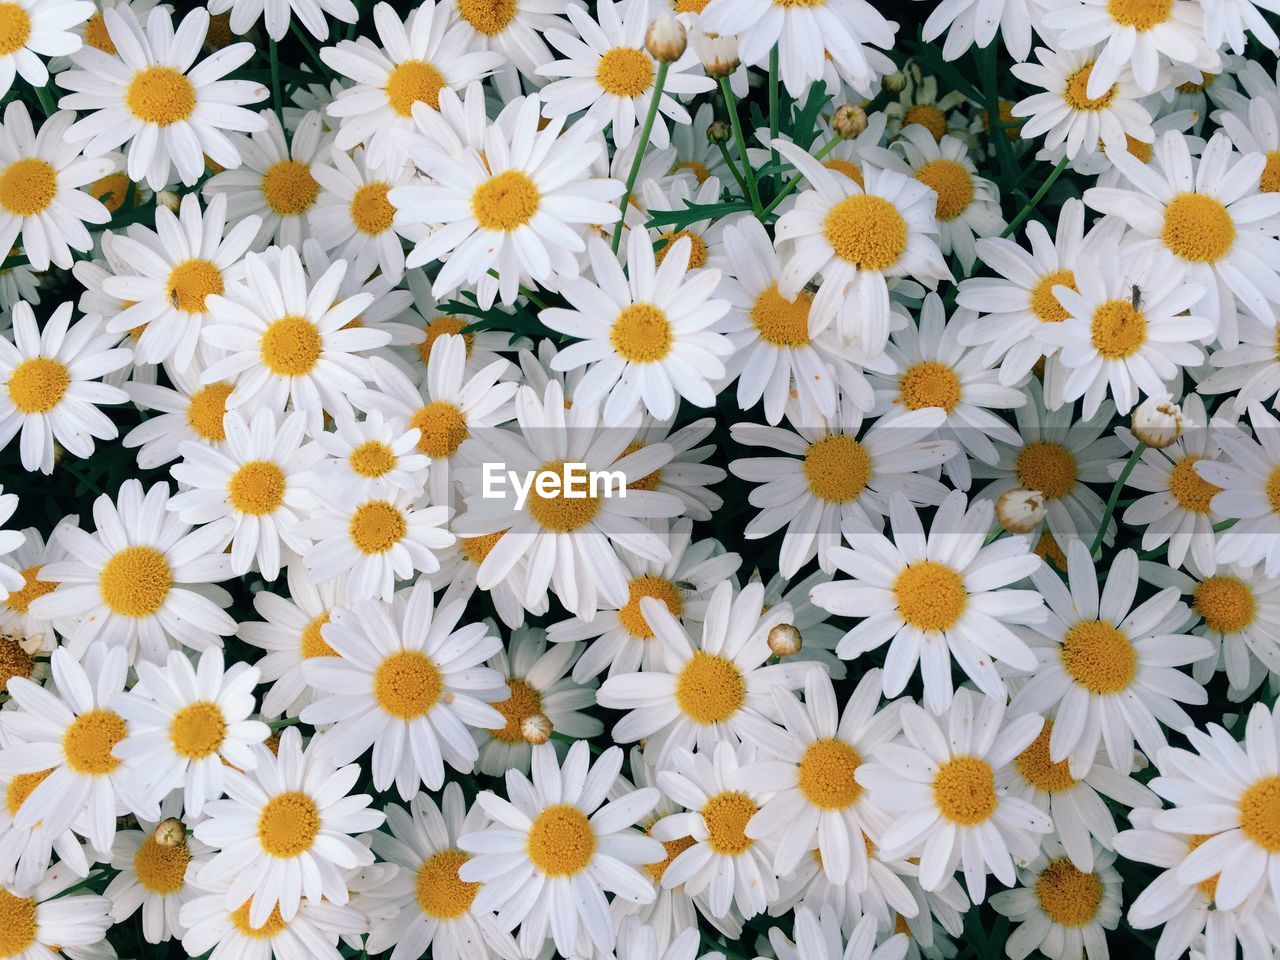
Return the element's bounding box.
[1001,156,1068,238]
[34,85,57,118]
[290,22,329,78]
[759,137,840,219]
[768,47,780,191]
[1091,442,1144,556]
[519,285,550,311]
[716,141,750,198]
[610,61,670,254]
[269,39,284,124]
[719,75,762,216]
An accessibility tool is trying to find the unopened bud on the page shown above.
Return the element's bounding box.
[154,819,186,847]
[768,623,803,657]
[156,190,181,212]
[522,713,552,745]
[832,104,868,139]
[691,26,738,78]
[996,489,1046,534]
[646,15,687,63]
[882,70,907,93]
[1132,394,1187,449]
[707,120,731,145]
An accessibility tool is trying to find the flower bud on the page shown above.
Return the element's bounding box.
[996,489,1046,534]
[691,26,738,78]
[832,104,868,139]
[1131,394,1187,449]
[707,120,731,145]
[768,623,803,657]
[522,713,553,745]
[154,818,186,847]
[882,70,907,93]
[646,14,687,63]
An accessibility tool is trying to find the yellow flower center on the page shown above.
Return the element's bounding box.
[802,434,871,503]
[655,229,708,269]
[904,103,946,141]
[1016,440,1078,499]
[525,460,603,532]
[1261,152,1280,193]
[1036,859,1104,927]
[1239,776,1280,852]
[915,159,973,221]
[702,790,756,855]
[1187,834,1221,900]
[374,650,442,719]
[1193,576,1256,634]
[300,613,337,659]
[260,314,322,376]
[348,440,397,478]
[416,849,479,919]
[228,460,287,516]
[798,738,861,810]
[262,160,319,216]
[457,0,517,34]
[643,833,696,882]
[673,159,712,183]
[230,900,287,938]
[751,284,811,347]
[1064,63,1117,111]
[619,440,663,492]
[675,650,744,724]
[186,383,233,441]
[417,316,473,366]
[1037,531,1069,571]
[4,768,50,817]
[126,66,197,125]
[170,701,226,759]
[527,804,596,875]
[0,1,32,55]
[610,303,673,363]
[1108,0,1173,29]
[899,361,961,412]
[596,47,654,98]
[90,170,132,212]
[1268,465,1280,514]
[134,834,191,895]
[0,158,56,218]
[1126,135,1153,164]
[825,158,864,187]
[894,561,967,632]
[386,59,446,117]
[824,194,908,270]
[0,638,34,691]
[491,678,543,744]
[618,575,684,639]
[82,10,114,53]
[5,564,54,613]
[1015,722,1078,793]
[1178,74,1217,93]
[100,545,172,617]
[349,500,407,554]
[256,791,320,858]
[1030,269,1078,324]
[0,890,36,959]
[1090,300,1147,359]
[165,258,224,314]
[674,0,710,9]
[410,400,470,458]
[459,530,505,566]
[933,756,997,826]
[62,708,127,775]
[1168,455,1221,514]
[1162,193,1235,263]
[350,182,395,234]
[472,170,540,232]
[8,357,69,414]
[1061,619,1136,693]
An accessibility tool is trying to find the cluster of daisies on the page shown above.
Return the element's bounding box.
[6,0,1280,959]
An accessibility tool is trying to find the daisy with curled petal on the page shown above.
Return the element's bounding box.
[537,0,713,149]
[0,301,130,475]
[299,580,507,798]
[205,0,357,41]
[1199,402,1280,577]
[811,491,1045,712]
[104,807,212,945]
[29,479,238,664]
[0,102,113,271]
[121,367,242,470]
[308,410,429,502]
[0,864,112,960]
[769,907,908,960]
[1008,539,1212,777]
[771,137,950,358]
[0,517,73,651]
[729,393,957,580]
[596,580,824,769]
[193,725,382,927]
[167,408,321,582]
[858,688,1053,905]
[459,740,664,957]
[57,6,267,189]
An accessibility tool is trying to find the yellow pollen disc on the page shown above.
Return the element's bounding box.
[904,103,947,141]
[460,530,505,566]
[262,160,319,216]
[894,914,911,937]
[1064,63,1117,111]
[257,791,320,858]
[798,738,862,810]
[1193,576,1256,634]
[894,561,967,632]
[526,460,602,532]
[472,169,541,232]
[915,159,974,221]
[300,613,337,659]
[1060,619,1136,693]
[1162,192,1235,263]
[1108,0,1173,29]
[1037,531,1068,571]
[349,440,396,478]
[1239,776,1280,852]
[134,834,191,895]
[674,651,744,724]
[126,66,196,125]
[230,900,287,938]
[0,2,29,56]
[618,575,685,639]
[610,303,673,363]
[491,678,543,745]
[644,833,696,883]
[350,182,395,234]
[596,47,654,98]
[386,59,446,116]
[674,0,710,11]
[1090,300,1147,359]
[165,258,223,314]
[0,890,36,958]
[1015,722,1077,793]
[527,804,596,876]
[751,283,812,347]
[374,650,442,719]
[82,11,114,53]
[457,0,516,34]
[410,400,470,458]
[4,768,51,817]
[228,461,287,516]
[1016,441,1078,500]
[186,383,233,442]
[5,564,54,613]
[702,790,757,855]
[803,434,871,503]
[1036,859,1103,927]
[0,158,56,218]
[7,356,69,414]
[1186,834,1221,900]
[933,756,997,826]
[417,316,473,366]
[170,701,226,759]
[1126,135,1153,164]
[825,158,865,187]
[823,194,908,270]
[260,314,322,376]
[672,159,712,183]
[655,229,708,269]
[1178,74,1216,93]
[90,171,132,212]
[899,361,961,412]
[982,99,1022,140]
[1268,465,1280,514]
[1030,269,1078,324]
[349,501,407,555]
[100,545,172,617]
[0,637,34,690]
[1169,455,1221,514]
[1261,152,1280,193]
[416,849,479,919]
[62,708,127,775]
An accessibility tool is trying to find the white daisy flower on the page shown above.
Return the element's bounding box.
[441,0,573,98]
[299,579,507,797]
[621,414,727,522]
[121,368,241,469]
[636,174,731,275]
[104,810,212,944]
[0,489,22,603]
[205,0,357,41]
[425,516,542,632]
[0,517,73,651]
[391,269,523,383]
[0,301,130,475]
[1200,402,1280,577]
[811,491,1046,712]
[1199,313,1280,412]
[57,6,268,189]
[308,410,429,502]
[767,907,909,960]
[1199,0,1280,53]
[0,863,112,960]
